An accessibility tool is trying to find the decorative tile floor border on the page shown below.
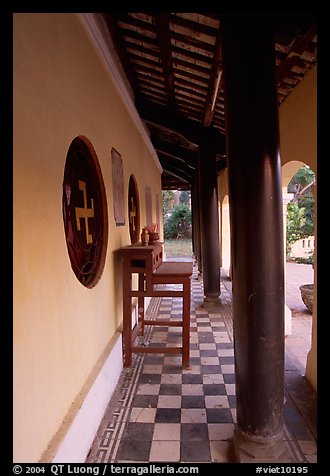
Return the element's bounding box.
[86,297,161,463]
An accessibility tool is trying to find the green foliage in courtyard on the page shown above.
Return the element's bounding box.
[286,165,315,259]
[164,203,192,239]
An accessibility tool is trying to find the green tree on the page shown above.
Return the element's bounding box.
[296,192,315,238]
[164,203,192,239]
[286,165,315,259]
[162,190,175,218]
[179,190,191,205]
[286,202,306,257]
[288,165,315,196]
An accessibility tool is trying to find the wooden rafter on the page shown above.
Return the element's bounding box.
[154,13,176,110]
[172,57,211,76]
[160,160,193,184]
[161,172,191,190]
[203,27,223,127]
[136,99,200,143]
[172,44,213,65]
[171,31,215,54]
[276,25,317,85]
[115,13,156,33]
[103,14,139,97]
[170,13,219,38]
[103,13,316,189]
[137,99,226,152]
[153,139,197,169]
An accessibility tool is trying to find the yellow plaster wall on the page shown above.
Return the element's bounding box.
[306,188,317,390]
[280,65,317,177]
[13,13,162,462]
[218,170,231,274]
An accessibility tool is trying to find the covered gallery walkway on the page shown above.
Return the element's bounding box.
[86,260,316,464]
[13,13,316,463]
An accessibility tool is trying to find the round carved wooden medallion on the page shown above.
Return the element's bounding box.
[128,175,140,244]
[62,136,108,288]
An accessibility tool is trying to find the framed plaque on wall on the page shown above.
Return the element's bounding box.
[111,148,125,226]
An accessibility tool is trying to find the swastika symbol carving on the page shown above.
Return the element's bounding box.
[75,180,94,244]
[129,197,136,231]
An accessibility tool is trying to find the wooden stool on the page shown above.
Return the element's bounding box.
[139,261,193,368]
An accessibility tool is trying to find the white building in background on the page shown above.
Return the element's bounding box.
[290,235,315,260]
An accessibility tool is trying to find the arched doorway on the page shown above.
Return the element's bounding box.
[282,161,316,379]
[220,194,231,276]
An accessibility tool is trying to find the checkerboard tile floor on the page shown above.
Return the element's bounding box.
[86,264,317,464]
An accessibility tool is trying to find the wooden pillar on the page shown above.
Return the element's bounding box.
[192,174,202,274]
[191,185,195,256]
[198,128,221,305]
[221,15,290,462]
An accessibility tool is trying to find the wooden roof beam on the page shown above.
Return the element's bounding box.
[171,31,215,54]
[130,52,163,70]
[169,13,219,37]
[172,57,212,76]
[136,99,226,153]
[276,25,317,84]
[161,173,191,190]
[174,77,208,95]
[203,27,223,126]
[172,44,213,65]
[160,160,193,184]
[137,98,201,143]
[153,139,197,169]
[115,13,156,33]
[154,13,176,110]
[103,14,139,97]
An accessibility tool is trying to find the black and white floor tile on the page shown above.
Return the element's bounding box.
[86,264,317,464]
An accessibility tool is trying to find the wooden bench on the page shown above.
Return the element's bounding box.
[121,243,193,368]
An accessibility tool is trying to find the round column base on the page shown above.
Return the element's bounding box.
[203,296,222,310]
[233,428,293,463]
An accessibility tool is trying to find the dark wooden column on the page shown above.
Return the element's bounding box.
[198,128,221,305]
[191,186,195,254]
[221,15,289,462]
[192,173,202,274]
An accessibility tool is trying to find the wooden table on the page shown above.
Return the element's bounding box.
[121,242,193,368]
